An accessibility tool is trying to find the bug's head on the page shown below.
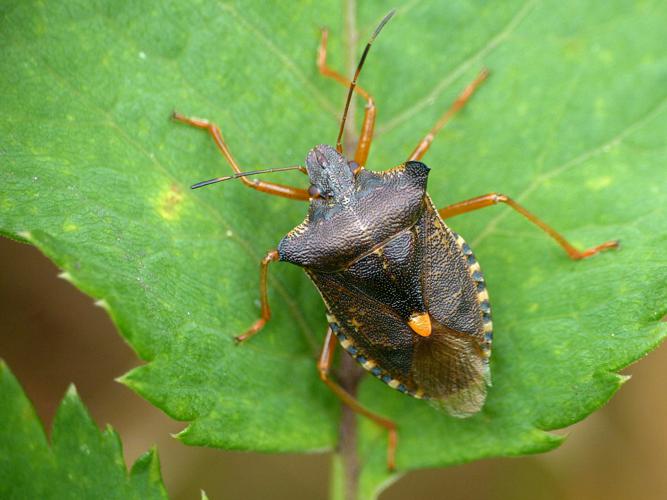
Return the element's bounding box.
[306,144,356,202]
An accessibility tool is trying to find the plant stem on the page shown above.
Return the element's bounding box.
[332,353,364,500]
[332,3,362,498]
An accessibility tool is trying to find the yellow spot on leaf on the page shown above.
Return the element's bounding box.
[63,222,78,232]
[156,183,184,221]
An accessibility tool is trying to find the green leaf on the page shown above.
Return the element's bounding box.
[0,361,168,499]
[2,0,666,498]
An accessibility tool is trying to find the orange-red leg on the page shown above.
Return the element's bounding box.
[317,29,376,168]
[172,112,309,200]
[235,250,280,342]
[318,327,398,471]
[438,193,619,260]
[408,69,489,162]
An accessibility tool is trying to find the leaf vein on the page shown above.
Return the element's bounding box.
[472,94,667,247]
[376,0,537,136]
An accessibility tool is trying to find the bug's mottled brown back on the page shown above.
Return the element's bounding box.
[279,155,492,417]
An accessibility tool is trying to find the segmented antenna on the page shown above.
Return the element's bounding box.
[191,166,305,189]
[335,9,395,154]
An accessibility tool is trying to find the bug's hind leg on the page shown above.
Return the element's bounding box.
[235,249,280,342]
[318,327,398,471]
[317,29,376,168]
[438,193,619,259]
[408,69,489,162]
[172,112,310,200]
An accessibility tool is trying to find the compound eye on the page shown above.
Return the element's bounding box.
[348,160,359,173]
[308,185,321,198]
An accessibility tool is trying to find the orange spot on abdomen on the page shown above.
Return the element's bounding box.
[408,312,431,337]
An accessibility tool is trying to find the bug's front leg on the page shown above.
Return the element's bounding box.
[318,327,398,471]
[439,193,619,259]
[172,113,310,200]
[235,249,280,343]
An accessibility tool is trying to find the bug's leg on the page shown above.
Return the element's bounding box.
[318,327,398,471]
[235,249,280,342]
[317,29,376,167]
[408,69,489,162]
[439,193,619,259]
[172,112,310,200]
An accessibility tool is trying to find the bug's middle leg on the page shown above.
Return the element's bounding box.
[317,29,376,168]
[318,327,398,471]
[438,193,619,259]
[235,249,280,343]
[172,112,309,200]
[408,68,489,162]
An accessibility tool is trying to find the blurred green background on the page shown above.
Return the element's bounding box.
[1,237,665,499]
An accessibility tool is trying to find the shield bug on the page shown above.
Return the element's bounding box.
[173,10,619,470]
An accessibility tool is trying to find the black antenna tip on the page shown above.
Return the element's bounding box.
[191,177,225,189]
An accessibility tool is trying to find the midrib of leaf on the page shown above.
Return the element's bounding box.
[335,1,544,494]
[332,1,365,497]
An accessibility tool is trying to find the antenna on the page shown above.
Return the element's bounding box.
[191,166,305,189]
[335,9,395,154]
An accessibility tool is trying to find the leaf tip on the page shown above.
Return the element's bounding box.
[94,298,111,311]
[65,383,79,399]
[115,372,131,387]
[171,426,191,442]
[115,366,149,394]
[58,271,74,283]
[131,445,162,476]
[616,373,632,387]
[17,230,33,242]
